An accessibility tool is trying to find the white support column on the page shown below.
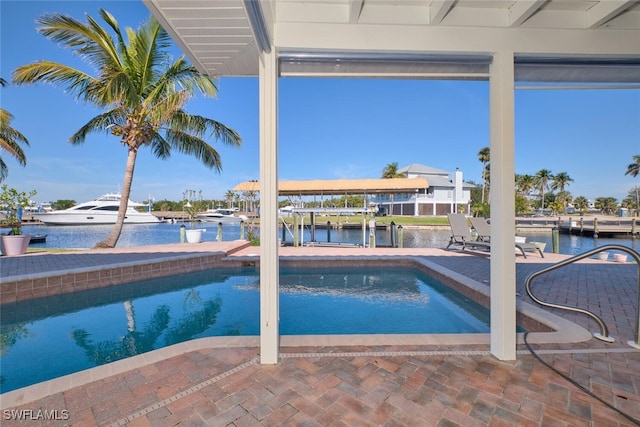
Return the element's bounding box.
[259,49,279,364]
[489,50,517,361]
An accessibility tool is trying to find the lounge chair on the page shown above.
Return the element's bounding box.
[468,216,491,242]
[468,216,544,258]
[446,213,491,253]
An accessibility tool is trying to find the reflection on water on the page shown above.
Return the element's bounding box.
[236,269,428,303]
[21,222,247,249]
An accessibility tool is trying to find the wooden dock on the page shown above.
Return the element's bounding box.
[558,217,639,237]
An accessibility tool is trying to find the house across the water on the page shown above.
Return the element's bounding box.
[234,163,474,217]
[375,164,474,216]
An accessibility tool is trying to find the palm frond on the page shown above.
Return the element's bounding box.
[168,111,241,147]
[37,13,122,71]
[69,109,127,145]
[148,131,171,159]
[98,9,128,66]
[0,137,28,166]
[168,58,218,96]
[12,61,102,103]
[143,90,190,127]
[0,157,8,182]
[0,107,29,164]
[163,129,223,171]
[131,20,164,97]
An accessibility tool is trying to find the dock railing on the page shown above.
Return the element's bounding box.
[525,244,640,349]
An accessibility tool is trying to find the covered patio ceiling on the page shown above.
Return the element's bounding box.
[144,0,640,81]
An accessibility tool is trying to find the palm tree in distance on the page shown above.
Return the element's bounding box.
[224,190,236,209]
[13,10,241,247]
[515,174,536,197]
[550,171,573,213]
[627,156,640,216]
[477,147,490,204]
[381,162,404,179]
[550,171,573,193]
[626,155,640,178]
[381,162,405,216]
[573,196,589,214]
[534,169,554,212]
[0,78,30,182]
[515,174,536,213]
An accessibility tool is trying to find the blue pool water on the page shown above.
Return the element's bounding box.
[0,267,490,393]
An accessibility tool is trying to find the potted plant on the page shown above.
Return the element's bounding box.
[182,189,207,243]
[0,184,37,255]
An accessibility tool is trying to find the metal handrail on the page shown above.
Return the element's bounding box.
[525,244,640,349]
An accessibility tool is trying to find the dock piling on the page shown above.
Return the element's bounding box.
[390,221,396,248]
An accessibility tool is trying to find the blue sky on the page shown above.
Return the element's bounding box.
[1,1,639,205]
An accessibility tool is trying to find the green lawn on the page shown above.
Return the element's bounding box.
[279,215,449,226]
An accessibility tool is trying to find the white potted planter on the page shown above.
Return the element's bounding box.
[185,229,205,243]
[595,251,609,261]
[1,234,31,256]
[613,253,628,263]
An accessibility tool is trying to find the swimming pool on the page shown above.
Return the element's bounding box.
[0,266,491,393]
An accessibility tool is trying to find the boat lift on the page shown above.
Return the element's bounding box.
[285,207,373,247]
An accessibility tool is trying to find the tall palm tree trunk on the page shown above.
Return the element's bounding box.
[96,149,138,248]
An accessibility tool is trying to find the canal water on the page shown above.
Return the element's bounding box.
[19,222,640,257]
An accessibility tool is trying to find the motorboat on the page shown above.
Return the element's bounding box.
[32,193,160,225]
[195,208,247,223]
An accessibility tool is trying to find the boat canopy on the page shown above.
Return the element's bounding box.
[233,177,428,196]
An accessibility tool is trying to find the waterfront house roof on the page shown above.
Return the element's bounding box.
[233,177,428,196]
[424,175,475,189]
[398,164,475,189]
[398,164,449,177]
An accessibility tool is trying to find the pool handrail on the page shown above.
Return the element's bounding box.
[524,244,640,349]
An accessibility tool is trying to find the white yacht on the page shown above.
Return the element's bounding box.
[195,208,247,223]
[33,193,160,225]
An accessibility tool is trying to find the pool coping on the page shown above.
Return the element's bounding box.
[0,253,592,409]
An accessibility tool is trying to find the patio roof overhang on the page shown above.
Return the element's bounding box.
[144,0,640,82]
[233,177,429,196]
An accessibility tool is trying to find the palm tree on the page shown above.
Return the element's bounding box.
[628,185,640,216]
[12,10,241,247]
[550,172,573,213]
[594,197,618,215]
[224,190,236,209]
[626,155,640,178]
[573,196,589,214]
[477,147,490,203]
[381,162,404,179]
[550,172,573,193]
[534,169,553,212]
[0,78,30,182]
[381,162,405,215]
[515,174,536,197]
